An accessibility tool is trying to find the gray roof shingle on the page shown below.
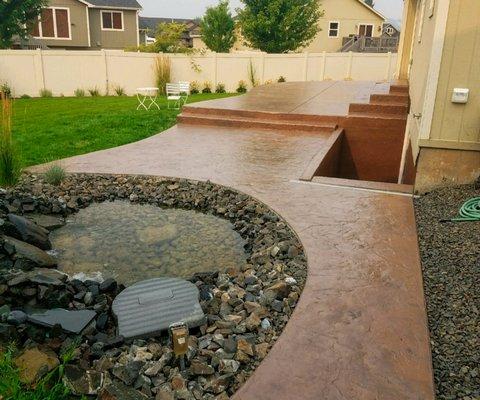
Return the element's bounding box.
[87,0,142,9]
[138,17,196,31]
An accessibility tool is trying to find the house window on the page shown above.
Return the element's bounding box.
[101,11,123,31]
[32,7,71,39]
[358,24,374,37]
[385,26,395,36]
[328,22,339,38]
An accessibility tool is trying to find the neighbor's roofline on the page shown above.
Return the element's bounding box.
[75,0,142,10]
[353,0,386,21]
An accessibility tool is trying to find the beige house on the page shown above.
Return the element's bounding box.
[233,0,387,53]
[397,0,480,191]
[18,0,141,50]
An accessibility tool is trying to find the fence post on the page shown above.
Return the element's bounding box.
[34,48,46,96]
[385,51,392,81]
[320,51,326,81]
[213,52,218,87]
[303,52,309,81]
[261,52,266,84]
[347,51,353,80]
[102,49,109,95]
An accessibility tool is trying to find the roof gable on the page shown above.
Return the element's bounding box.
[353,0,386,20]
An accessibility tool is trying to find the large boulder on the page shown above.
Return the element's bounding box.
[3,236,56,268]
[7,214,52,250]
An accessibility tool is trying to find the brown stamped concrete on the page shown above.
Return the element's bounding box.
[32,85,434,400]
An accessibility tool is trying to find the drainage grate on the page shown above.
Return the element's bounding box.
[112,278,206,339]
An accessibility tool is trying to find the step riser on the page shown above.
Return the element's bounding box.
[181,107,340,125]
[370,94,409,105]
[178,115,335,133]
[348,103,408,115]
[389,85,409,95]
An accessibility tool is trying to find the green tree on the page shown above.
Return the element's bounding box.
[200,0,236,53]
[0,0,48,49]
[364,0,375,7]
[153,22,188,53]
[237,0,323,53]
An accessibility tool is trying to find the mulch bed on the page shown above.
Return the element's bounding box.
[414,183,479,400]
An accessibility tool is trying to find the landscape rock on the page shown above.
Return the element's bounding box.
[4,236,56,268]
[28,308,96,334]
[14,347,59,384]
[99,381,148,400]
[7,213,52,250]
[63,365,104,395]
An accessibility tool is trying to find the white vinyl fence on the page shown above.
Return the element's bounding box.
[0,49,398,97]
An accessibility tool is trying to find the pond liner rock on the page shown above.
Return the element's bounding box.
[0,173,308,399]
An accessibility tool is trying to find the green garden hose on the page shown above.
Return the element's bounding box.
[451,197,480,222]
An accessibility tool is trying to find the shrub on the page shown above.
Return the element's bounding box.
[113,85,126,96]
[215,83,226,93]
[39,88,52,98]
[154,55,171,95]
[190,81,200,94]
[202,82,212,94]
[88,87,100,97]
[236,80,247,93]
[44,164,66,186]
[0,94,21,187]
[20,94,31,99]
[74,88,85,97]
[278,76,286,83]
[264,79,273,85]
[0,83,12,99]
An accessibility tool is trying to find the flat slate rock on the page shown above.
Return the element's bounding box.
[28,308,96,334]
[7,213,52,250]
[4,236,56,267]
[27,214,65,231]
[112,278,205,339]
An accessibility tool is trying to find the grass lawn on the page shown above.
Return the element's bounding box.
[5,93,235,167]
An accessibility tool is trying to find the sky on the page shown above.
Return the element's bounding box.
[138,0,404,23]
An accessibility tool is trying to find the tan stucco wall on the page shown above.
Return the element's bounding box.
[229,0,384,53]
[428,0,480,150]
[35,0,90,48]
[305,0,384,52]
[89,8,138,50]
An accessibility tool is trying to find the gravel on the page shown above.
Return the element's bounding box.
[414,183,479,400]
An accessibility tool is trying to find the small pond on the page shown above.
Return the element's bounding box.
[50,201,247,286]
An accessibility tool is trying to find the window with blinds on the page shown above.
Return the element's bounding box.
[32,8,71,39]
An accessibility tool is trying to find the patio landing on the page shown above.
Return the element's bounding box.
[32,82,434,399]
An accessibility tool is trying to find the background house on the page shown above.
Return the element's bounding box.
[397,0,479,191]
[16,0,141,50]
[138,17,203,48]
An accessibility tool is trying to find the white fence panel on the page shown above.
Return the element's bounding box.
[0,50,398,97]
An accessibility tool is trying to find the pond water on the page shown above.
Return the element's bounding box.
[50,201,247,286]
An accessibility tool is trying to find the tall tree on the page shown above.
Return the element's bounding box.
[200,0,236,53]
[364,0,375,7]
[153,22,188,53]
[237,0,323,53]
[0,0,48,49]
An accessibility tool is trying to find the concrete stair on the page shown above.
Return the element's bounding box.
[178,107,339,133]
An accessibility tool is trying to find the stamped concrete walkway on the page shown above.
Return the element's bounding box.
[33,84,435,399]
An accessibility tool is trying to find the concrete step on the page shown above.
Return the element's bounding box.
[370,93,410,105]
[348,102,408,116]
[178,114,338,133]
[181,106,340,125]
[389,84,409,95]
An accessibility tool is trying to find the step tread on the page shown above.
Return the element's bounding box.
[179,114,338,129]
[348,112,407,120]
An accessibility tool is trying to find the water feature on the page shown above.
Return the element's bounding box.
[50,201,247,286]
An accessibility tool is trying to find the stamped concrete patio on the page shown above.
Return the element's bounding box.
[33,82,434,399]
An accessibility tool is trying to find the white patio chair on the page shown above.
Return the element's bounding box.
[166,83,182,109]
[178,81,191,106]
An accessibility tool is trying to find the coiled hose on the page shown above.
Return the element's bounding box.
[452,197,480,222]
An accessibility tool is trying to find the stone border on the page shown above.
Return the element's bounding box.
[0,173,307,399]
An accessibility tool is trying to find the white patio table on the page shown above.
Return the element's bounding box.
[136,87,160,110]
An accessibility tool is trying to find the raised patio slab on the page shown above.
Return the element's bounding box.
[31,82,434,399]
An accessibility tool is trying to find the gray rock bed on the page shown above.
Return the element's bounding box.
[414,183,479,400]
[0,173,307,399]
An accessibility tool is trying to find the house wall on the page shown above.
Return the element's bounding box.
[306,0,385,52]
[32,0,90,48]
[0,50,397,97]
[88,8,139,49]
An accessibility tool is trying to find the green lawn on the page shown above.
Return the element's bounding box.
[6,93,234,167]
